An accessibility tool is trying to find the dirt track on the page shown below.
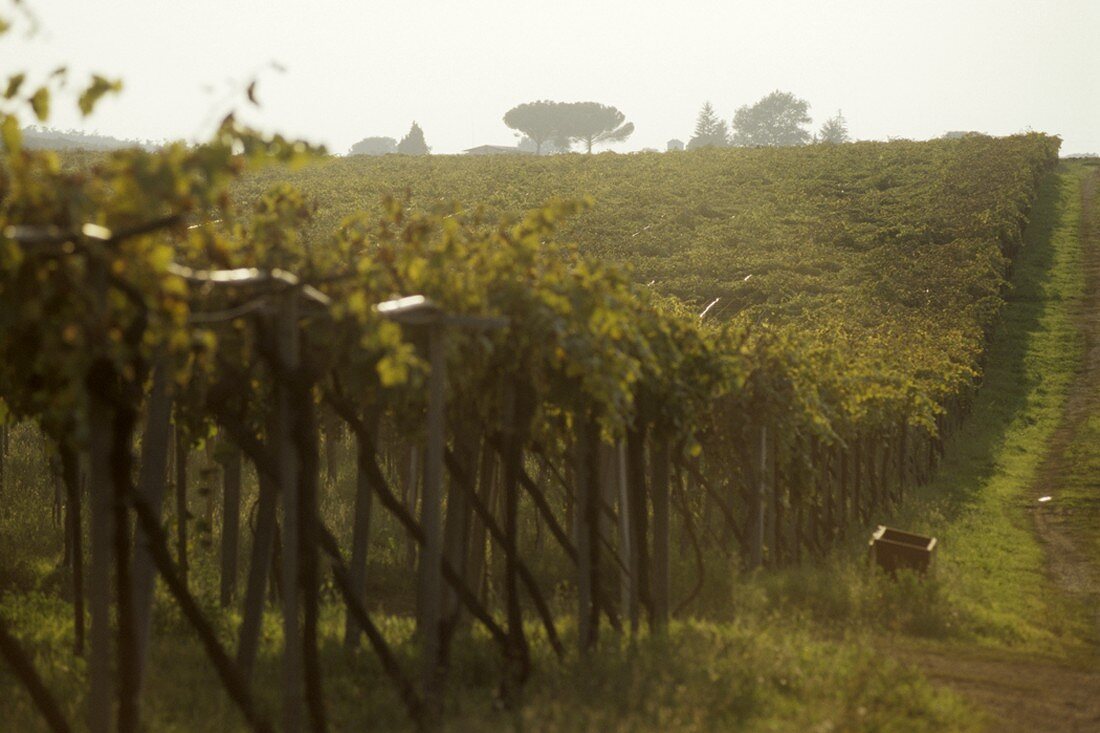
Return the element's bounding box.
[1033,164,1100,641]
[900,644,1100,732]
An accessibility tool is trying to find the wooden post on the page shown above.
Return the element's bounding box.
[175,429,189,588]
[838,444,849,526]
[533,464,545,553]
[563,458,574,550]
[59,443,84,655]
[53,454,64,530]
[897,422,908,502]
[812,437,827,552]
[853,437,864,522]
[615,440,637,632]
[791,437,803,564]
[87,385,114,733]
[650,435,670,631]
[881,440,891,510]
[131,365,173,694]
[322,406,341,487]
[825,443,837,546]
[276,293,303,733]
[869,439,881,511]
[626,427,650,628]
[439,425,477,648]
[769,434,780,566]
[751,426,767,570]
[0,423,6,500]
[344,410,379,648]
[202,450,216,554]
[467,441,496,606]
[928,423,936,476]
[574,420,596,653]
[220,446,242,608]
[500,379,533,704]
[295,374,326,732]
[404,445,421,573]
[236,450,278,681]
[417,324,446,714]
[111,390,140,733]
[86,251,115,733]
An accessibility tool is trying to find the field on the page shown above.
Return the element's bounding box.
[240,135,1059,427]
[2,134,1097,732]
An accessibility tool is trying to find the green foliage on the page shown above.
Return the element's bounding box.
[818,109,849,144]
[396,122,429,155]
[4,73,25,100]
[348,136,397,156]
[721,165,1095,651]
[1,128,1056,473]
[232,134,1059,452]
[562,101,634,153]
[0,85,325,447]
[517,134,569,155]
[731,90,813,147]
[687,101,728,150]
[504,100,570,155]
[503,100,633,154]
[76,75,122,117]
[0,119,1056,529]
[27,86,48,122]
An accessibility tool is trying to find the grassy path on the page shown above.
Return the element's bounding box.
[1032,160,1100,638]
[890,161,1100,731]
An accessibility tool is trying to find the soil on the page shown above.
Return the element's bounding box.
[900,644,1100,732]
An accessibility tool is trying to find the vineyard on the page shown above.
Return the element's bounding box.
[0,120,1063,733]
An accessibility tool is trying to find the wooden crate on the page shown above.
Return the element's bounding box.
[868,525,937,576]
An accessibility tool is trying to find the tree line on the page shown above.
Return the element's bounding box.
[349,121,429,156]
[348,93,846,157]
[683,91,848,151]
[349,102,636,157]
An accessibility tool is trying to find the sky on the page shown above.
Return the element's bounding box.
[4,0,1099,155]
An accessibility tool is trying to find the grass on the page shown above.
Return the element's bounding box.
[1044,164,1100,573]
[1,164,1095,731]
[1,595,979,732]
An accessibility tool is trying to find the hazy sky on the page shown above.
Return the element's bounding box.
[5,0,1099,154]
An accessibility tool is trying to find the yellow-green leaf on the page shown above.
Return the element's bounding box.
[78,75,122,117]
[1,114,21,153]
[29,86,49,121]
[4,73,24,99]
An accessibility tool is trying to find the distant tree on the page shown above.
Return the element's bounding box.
[504,101,571,154]
[731,91,812,147]
[396,122,430,155]
[348,136,397,156]
[817,110,849,144]
[516,133,570,154]
[667,138,685,152]
[687,102,729,149]
[550,129,574,152]
[504,101,631,154]
[560,102,634,153]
